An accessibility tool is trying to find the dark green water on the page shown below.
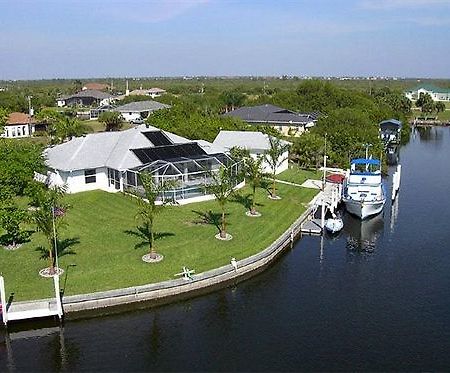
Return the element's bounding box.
[1,126,450,371]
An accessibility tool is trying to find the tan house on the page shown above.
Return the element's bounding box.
[2,112,36,138]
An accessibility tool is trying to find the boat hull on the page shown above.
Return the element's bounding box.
[343,198,385,219]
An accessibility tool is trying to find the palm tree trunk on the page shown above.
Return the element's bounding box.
[251,184,256,214]
[150,230,156,259]
[220,209,226,238]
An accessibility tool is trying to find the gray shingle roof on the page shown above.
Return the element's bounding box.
[223,104,318,126]
[45,125,190,172]
[114,100,170,113]
[62,89,113,100]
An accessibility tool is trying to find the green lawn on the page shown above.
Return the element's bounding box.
[0,182,317,301]
[276,165,321,185]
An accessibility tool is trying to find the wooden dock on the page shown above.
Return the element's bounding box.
[1,275,63,326]
[300,219,323,235]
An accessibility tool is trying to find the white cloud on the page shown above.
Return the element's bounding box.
[360,0,450,10]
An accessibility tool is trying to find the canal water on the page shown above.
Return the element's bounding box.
[1,127,450,371]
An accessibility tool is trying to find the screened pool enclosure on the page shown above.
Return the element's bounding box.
[123,143,242,202]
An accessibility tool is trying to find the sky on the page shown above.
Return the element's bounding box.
[1,0,450,80]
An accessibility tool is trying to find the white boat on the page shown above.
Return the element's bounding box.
[342,158,386,219]
[325,217,344,233]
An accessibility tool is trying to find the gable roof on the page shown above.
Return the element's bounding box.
[114,100,170,113]
[6,112,36,126]
[407,84,450,94]
[222,104,318,126]
[60,89,113,101]
[83,83,109,91]
[213,130,290,152]
[45,125,191,172]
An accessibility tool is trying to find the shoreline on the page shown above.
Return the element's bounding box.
[4,200,316,322]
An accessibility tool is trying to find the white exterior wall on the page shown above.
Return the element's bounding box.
[250,149,289,175]
[57,99,66,107]
[120,112,142,122]
[1,124,34,138]
[56,167,116,194]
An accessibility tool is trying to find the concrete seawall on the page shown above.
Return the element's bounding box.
[59,204,314,318]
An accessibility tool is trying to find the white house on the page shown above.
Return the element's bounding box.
[1,112,35,138]
[44,125,242,203]
[405,84,450,102]
[114,100,170,123]
[212,130,290,174]
[127,87,166,98]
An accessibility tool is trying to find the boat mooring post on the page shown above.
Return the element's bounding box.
[0,275,8,326]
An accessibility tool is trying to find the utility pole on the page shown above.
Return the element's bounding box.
[27,96,33,136]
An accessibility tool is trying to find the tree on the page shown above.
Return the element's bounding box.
[129,172,176,261]
[416,92,435,113]
[220,90,245,113]
[264,136,289,199]
[243,155,265,215]
[205,165,236,239]
[49,116,85,144]
[99,111,123,131]
[435,101,446,114]
[0,140,46,195]
[0,107,8,135]
[0,200,27,248]
[32,186,67,274]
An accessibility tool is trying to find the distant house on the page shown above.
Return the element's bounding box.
[405,84,450,102]
[56,90,114,107]
[127,87,166,98]
[44,125,242,203]
[114,100,170,123]
[82,83,110,91]
[212,130,289,174]
[222,104,319,137]
[1,112,36,138]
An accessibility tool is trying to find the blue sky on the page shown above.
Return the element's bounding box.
[1,0,450,79]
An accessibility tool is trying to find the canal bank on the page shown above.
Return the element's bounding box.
[3,193,322,322]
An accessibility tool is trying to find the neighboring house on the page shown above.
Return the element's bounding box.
[1,112,35,138]
[114,100,170,123]
[212,130,290,174]
[89,104,116,120]
[44,125,242,203]
[405,84,450,102]
[222,104,319,137]
[56,90,114,107]
[127,87,167,98]
[82,83,110,91]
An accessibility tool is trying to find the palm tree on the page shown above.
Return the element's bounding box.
[206,165,236,239]
[243,155,265,215]
[130,172,176,261]
[264,136,289,199]
[32,186,67,274]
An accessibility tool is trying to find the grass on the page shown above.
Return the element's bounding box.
[276,165,321,185]
[0,179,317,301]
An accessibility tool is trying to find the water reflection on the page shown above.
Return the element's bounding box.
[344,213,384,253]
[414,126,444,142]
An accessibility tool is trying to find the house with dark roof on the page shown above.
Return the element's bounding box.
[56,90,114,107]
[44,125,241,203]
[114,100,170,123]
[1,112,36,138]
[222,104,319,137]
[405,84,450,102]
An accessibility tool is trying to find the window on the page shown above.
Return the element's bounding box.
[84,169,96,184]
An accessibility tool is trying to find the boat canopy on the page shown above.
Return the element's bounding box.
[351,158,380,166]
[379,119,402,130]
